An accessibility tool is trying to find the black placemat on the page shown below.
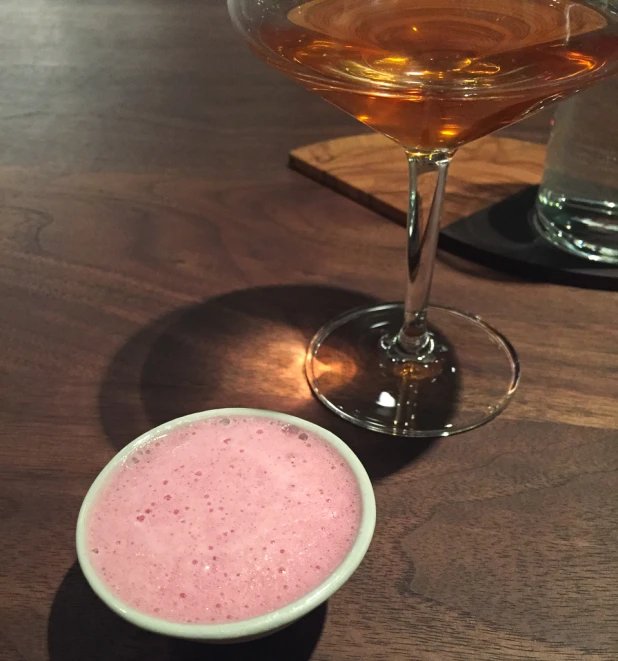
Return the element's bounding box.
[439,186,618,291]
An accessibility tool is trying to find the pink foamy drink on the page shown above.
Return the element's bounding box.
[85,413,363,624]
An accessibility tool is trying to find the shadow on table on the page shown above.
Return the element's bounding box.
[48,563,327,661]
[98,284,437,482]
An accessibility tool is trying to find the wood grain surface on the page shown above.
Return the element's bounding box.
[290,134,547,226]
[1,1,617,661]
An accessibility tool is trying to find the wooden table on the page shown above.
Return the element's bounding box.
[2,2,617,660]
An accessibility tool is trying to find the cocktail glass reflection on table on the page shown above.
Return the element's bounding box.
[229,0,618,436]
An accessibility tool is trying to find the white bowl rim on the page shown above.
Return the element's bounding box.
[76,407,376,640]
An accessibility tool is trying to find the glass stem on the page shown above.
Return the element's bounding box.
[395,150,452,359]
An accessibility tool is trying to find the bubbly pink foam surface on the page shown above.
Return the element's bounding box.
[87,415,362,624]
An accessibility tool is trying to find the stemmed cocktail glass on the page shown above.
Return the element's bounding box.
[229,0,618,436]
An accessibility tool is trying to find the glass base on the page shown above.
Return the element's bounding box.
[534,192,618,264]
[305,304,519,437]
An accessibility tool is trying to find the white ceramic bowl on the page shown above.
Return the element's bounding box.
[76,408,376,642]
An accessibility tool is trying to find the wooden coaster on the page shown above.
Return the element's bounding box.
[290,134,618,290]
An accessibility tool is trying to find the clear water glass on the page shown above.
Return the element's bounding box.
[535,76,618,263]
